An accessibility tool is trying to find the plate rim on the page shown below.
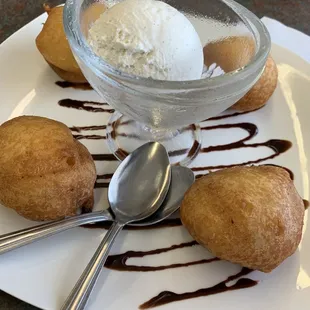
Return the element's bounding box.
[0,12,310,310]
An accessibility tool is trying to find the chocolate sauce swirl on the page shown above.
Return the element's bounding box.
[70,125,107,132]
[94,182,109,188]
[169,122,257,158]
[97,173,113,180]
[91,153,117,161]
[103,238,257,309]
[55,81,92,90]
[207,108,262,121]
[140,267,256,309]
[192,139,292,172]
[58,99,114,113]
[104,241,220,272]
[60,99,291,173]
[95,173,113,189]
[74,134,106,140]
[88,122,291,172]
[58,97,289,308]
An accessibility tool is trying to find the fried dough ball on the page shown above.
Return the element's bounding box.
[204,36,256,72]
[36,5,87,83]
[180,166,304,272]
[232,55,278,112]
[0,116,96,221]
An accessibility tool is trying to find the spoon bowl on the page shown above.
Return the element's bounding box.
[132,166,194,226]
[109,142,171,223]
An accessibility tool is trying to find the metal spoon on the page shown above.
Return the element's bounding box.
[0,166,193,254]
[133,165,194,226]
[61,142,171,310]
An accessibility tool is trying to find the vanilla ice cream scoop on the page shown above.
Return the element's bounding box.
[88,0,203,81]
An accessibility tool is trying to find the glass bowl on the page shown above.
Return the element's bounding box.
[64,0,271,165]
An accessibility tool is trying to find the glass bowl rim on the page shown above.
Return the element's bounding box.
[63,0,271,91]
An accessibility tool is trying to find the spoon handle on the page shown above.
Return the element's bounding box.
[0,211,112,254]
[61,221,124,310]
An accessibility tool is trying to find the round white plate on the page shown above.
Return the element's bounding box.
[0,12,310,310]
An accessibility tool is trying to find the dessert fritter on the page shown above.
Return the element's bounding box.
[180,166,304,272]
[232,55,278,112]
[203,36,256,72]
[0,116,96,221]
[36,5,87,83]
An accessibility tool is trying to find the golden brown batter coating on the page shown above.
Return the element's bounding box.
[36,5,87,83]
[0,116,96,221]
[204,36,256,72]
[47,61,87,84]
[180,166,304,272]
[232,55,278,112]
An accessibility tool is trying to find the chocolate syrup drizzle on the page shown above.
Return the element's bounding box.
[58,99,114,113]
[55,81,92,90]
[73,134,106,140]
[206,108,261,121]
[103,240,256,309]
[61,99,291,173]
[94,182,109,188]
[91,153,116,161]
[87,119,291,188]
[70,125,107,132]
[104,241,221,272]
[58,96,293,308]
[140,267,256,309]
[193,139,292,172]
[97,173,113,180]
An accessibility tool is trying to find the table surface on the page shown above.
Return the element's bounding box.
[0,0,309,309]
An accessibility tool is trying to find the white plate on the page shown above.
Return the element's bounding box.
[0,12,310,310]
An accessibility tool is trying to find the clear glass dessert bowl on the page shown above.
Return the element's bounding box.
[64,0,271,165]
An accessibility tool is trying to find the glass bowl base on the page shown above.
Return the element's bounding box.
[106,111,201,166]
